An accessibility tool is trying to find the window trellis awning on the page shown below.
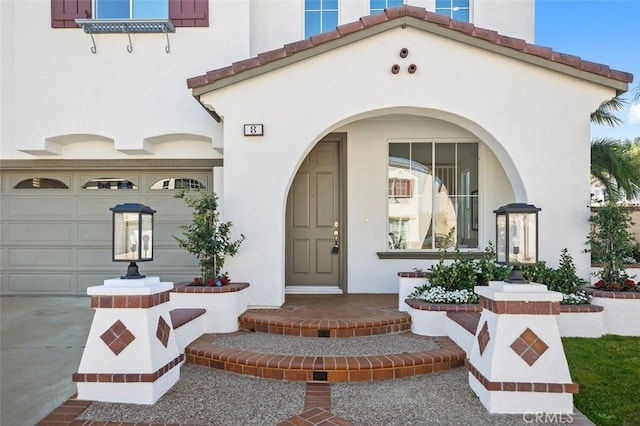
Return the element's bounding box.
[75,19,175,53]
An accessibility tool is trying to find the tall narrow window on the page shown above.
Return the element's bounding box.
[305,0,338,38]
[388,142,478,250]
[370,0,403,15]
[435,0,469,22]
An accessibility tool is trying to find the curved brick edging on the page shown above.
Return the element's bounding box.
[584,287,640,299]
[240,308,411,338]
[172,282,250,293]
[186,334,465,382]
[404,300,483,312]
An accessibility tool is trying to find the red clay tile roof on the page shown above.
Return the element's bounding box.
[187,5,633,92]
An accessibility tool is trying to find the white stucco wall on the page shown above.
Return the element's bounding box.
[2,0,251,160]
[201,25,613,307]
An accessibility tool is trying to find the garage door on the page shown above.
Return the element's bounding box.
[0,164,215,295]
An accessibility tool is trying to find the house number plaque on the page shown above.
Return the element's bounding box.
[244,124,264,136]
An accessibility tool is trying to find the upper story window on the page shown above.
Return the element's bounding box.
[14,178,69,189]
[388,142,478,250]
[370,0,403,15]
[96,0,168,19]
[304,0,338,38]
[51,0,208,28]
[435,0,469,22]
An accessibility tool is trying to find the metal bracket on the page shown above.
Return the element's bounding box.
[126,31,133,53]
[75,19,175,54]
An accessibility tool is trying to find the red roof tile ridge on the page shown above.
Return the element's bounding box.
[187,5,633,90]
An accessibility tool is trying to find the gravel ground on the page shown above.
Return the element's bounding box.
[206,331,439,356]
[78,364,306,425]
[332,368,527,426]
[76,333,589,426]
[79,364,533,426]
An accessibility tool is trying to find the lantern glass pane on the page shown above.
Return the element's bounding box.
[114,212,141,261]
[141,213,153,260]
[496,214,507,263]
[508,212,537,264]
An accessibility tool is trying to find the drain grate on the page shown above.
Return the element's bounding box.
[317,329,330,338]
[313,371,328,381]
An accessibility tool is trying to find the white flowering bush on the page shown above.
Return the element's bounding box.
[562,291,590,305]
[408,284,478,304]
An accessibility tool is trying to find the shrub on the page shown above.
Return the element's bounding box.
[476,241,511,284]
[523,249,590,304]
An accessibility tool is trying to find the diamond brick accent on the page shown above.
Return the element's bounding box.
[156,315,171,348]
[477,321,490,356]
[510,327,549,366]
[100,320,135,356]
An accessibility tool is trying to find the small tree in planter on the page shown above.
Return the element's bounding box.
[174,188,245,286]
[586,202,638,291]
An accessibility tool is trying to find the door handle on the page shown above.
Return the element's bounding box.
[332,223,339,254]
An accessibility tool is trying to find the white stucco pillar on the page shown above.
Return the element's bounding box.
[467,282,577,414]
[73,277,182,404]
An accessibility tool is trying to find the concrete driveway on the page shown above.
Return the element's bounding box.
[0,296,94,425]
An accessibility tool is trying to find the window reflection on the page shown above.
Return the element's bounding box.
[388,142,478,250]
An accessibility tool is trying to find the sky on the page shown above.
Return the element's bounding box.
[535,0,640,142]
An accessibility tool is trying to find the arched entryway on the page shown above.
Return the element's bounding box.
[285,133,347,294]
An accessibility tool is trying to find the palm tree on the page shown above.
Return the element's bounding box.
[591,137,640,201]
[590,88,640,202]
[590,96,626,127]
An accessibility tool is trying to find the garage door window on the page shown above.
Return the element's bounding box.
[83,178,137,189]
[14,178,69,189]
[150,177,205,190]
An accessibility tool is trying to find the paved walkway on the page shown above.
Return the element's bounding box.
[1,296,594,425]
[0,296,93,426]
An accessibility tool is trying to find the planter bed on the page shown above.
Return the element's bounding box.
[405,298,608,339]
[397,272,432,312]
[170,282,250,333]
[584,287,640,336]
[557,304,604,338]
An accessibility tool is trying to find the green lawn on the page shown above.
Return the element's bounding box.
[562,335,640,426]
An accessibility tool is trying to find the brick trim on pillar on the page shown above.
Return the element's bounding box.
[466,360,579,394]
[478,296,560,315]
[90,290,171,309]
[73,354,184,383]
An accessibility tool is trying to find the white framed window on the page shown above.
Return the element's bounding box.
[305,0,338,38]
[388,141,478,250]
[52,0,209,28]
[435,0,470,22]
[370,0,403,15]
[94,0,168,19]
